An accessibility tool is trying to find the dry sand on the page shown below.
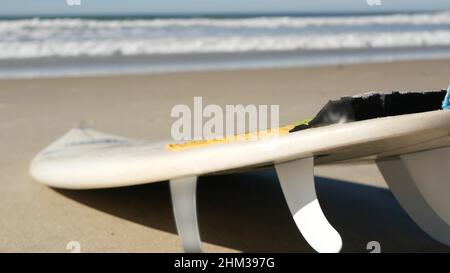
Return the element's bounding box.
[1,59,450,252]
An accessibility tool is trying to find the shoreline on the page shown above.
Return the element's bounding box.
[1,57,449,82]
[2,47,450,80]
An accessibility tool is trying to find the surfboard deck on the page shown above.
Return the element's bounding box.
[30,109,450,189]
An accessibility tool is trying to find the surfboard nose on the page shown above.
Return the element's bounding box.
[29,127,139,189]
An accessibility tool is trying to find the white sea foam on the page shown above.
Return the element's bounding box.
[0,12,450,59]
[1,11,450,29]
[1,30,450,59]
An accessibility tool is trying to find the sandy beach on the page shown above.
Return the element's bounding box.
[1,59,450,252]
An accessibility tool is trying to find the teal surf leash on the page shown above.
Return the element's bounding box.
[442,84,450,110]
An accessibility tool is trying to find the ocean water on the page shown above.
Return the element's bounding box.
[1,11,450,78]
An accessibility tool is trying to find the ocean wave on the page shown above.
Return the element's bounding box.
[1,31,450,59]
[0,12,450,59]
[1,11,450,29]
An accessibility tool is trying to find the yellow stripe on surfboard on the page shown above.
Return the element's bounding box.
[166,118,311,151]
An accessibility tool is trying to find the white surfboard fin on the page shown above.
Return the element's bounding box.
[377,146,450,246]
[169,176,203,253]
[275,157,343,253]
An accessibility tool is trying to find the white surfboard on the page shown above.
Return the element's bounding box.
[30,91,450,253]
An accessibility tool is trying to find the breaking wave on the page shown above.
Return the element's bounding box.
[1,11,450,59]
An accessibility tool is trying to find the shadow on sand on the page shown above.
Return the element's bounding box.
[55,168,450,253]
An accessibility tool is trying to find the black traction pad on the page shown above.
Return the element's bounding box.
[290,90,447,133]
